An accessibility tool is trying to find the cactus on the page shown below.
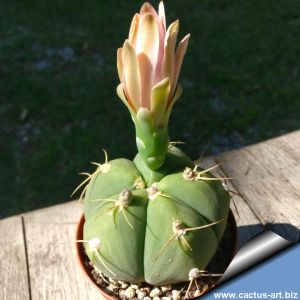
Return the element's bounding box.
[75,1,230,289]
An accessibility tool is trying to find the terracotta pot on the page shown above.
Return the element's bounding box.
[75,209,238,299]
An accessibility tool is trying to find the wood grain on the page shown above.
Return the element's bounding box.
[201,157,265,248]
[216,130,300,242]
[23,201,102,300]
[0,216,30,300]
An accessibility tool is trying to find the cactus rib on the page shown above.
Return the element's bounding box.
[71,149,111,201]
[155,219,224,260]
[94,200,134,230]
[76,239,116,276]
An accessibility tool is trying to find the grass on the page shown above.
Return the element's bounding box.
[1,0,300,217]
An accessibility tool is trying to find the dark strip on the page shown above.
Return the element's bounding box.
[21,215,32,300]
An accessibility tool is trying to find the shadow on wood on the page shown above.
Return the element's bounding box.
[237,223,299,245]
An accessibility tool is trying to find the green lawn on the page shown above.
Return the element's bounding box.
[1,0,300,217]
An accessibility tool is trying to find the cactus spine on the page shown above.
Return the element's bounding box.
[75,0,230,289]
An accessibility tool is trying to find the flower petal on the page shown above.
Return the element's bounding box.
[140,2,158,16]
[122,40,141,110]
[140,1,164,38]
[172,34,190,96]
[136,2,165,85]
[138,53,153,109]
[128,13,140,47]
[164,20,179,48]
[136,13,159,69]
[165,84,182,119]
[116,83,136,113]
[162,20,179,85]
[158,1,166,32]
[155,2,167,84]
[151,77,170,126]
[117,47,123,82]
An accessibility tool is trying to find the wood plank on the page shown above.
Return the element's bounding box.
[272,130,300,162]
[215,130,300,242]
[0,216,30,300]
[23,201,102,300]
[201,157,265,248]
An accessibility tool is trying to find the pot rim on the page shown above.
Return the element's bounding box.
[75,209,238,299]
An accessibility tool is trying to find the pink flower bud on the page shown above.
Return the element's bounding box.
[117,1,190,127]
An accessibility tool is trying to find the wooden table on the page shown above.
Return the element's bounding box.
[1,130,300,300]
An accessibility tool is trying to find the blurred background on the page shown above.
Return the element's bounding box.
[1,0,300,218]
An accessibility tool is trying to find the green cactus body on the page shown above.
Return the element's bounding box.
[144,194,220,284]
[84,158,144,218]
[82,147,230,285]
[134,146,194,186]
[84,189,148,282]
[156,172,230,241]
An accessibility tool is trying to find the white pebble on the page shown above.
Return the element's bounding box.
[162,297,172,300]
[161,285,172,292]
[107,284,117,292]
[138,290,146,300]
[119,290,126,298]
[131,284,140,289]
[144,297,151,300]
[121,283,129,289]
[108,279,119,287]
[154,297,161,300]
[124,287,136,298]
[150,288,163,297]
[172,290,181,300]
